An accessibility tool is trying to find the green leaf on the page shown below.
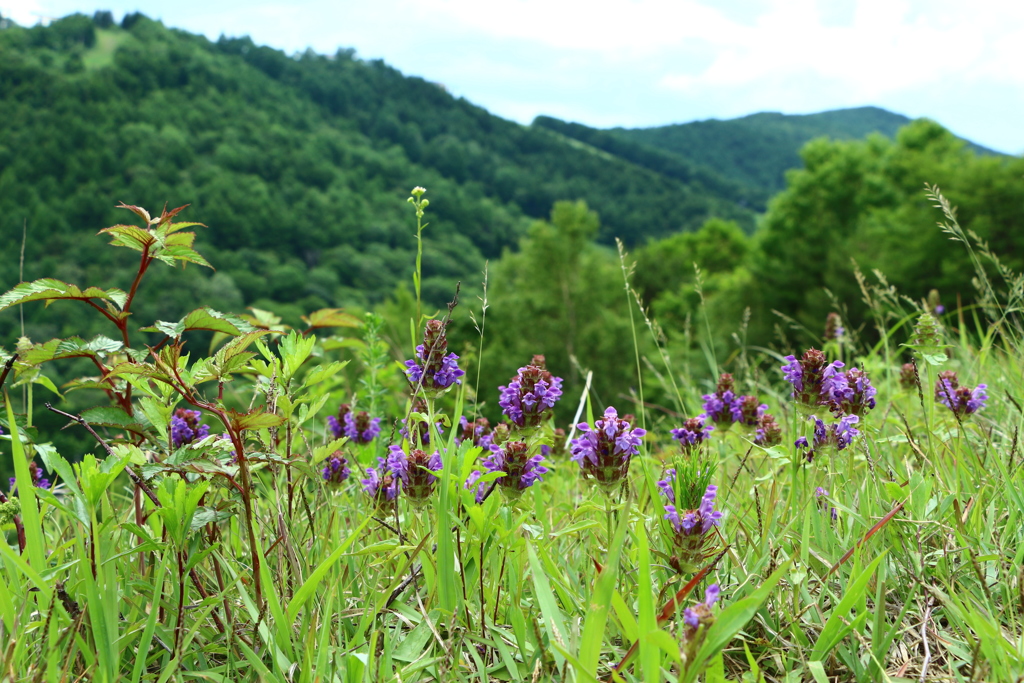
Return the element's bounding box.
[526,540,569,670]
[98,223,156,252]
[683,560,792,683]
[228,407,286,432]
[80,406,147,431]
[810,552,887,661]
[286,514,372,621]
[141,307,254,337]
[19,335,123,365]
[302,308,362,329]
[0,279,127,312]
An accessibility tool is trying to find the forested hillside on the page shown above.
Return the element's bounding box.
[606,107,997,194]
[0,11,753,345]
[3,11,1024,431]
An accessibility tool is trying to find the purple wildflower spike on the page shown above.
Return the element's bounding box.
[361,458,398,508]
[799,415,860,462]
[475,441,549,501]
[671,416,713,453]
[570,406,645,490]
[170,409,210,447]
[344,410,382,445]
[389,445,443,507]
[498,359,564,429]
[404,319,464,396]
[754,413,782,447]
[935,371,987,417]
[321,451,350,485]
[822,367,877,417]
[782,349,844,411]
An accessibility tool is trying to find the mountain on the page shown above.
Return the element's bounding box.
[603,107,996,195]
[0,11,753,340]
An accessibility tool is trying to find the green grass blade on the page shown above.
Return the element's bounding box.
[811,551,886,661]
[6,394,46,570]
[526,540,569,670]
[578,494,630,676]
[287,513,371,622]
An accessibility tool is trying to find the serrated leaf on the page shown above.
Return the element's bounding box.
[302,361,349,388]
[80,406,147,431]
[19,336,123,365]
[141,308,253,338]
[117,202,152,224]
[0,279,128,312]
[302,308,362,329]
[98,224,156,252]
[228,407,285,432]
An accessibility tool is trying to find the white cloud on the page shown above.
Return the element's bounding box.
[1,0,48,25]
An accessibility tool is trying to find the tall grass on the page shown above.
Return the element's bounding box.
[0,187,1021,682]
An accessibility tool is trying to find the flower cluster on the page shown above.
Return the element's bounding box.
[671,416,713,454]
[781,349,844,411]
[754,413,783,447]
[684,584,720,629]
[361,458,398,507]
[498,358,563,428]
[663,483,724,536]
[935,371,987,417]
[321,451,350,486]
[796,414,860,462]
[456,416,494,450]
[328,404,382,445]
[387,445,443,508]
[701,374,766,430]
[170,408,210,448]
[821,367,877,417]
[570,406,646,490]
[404,319,464,396]
[467,441,548,503]
[8,461,50,495]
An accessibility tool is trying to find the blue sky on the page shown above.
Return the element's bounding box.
[4,0,1022,154]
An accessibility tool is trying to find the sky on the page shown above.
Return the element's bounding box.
[3,0,1022,154]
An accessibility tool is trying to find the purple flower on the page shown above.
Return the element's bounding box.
[798,415,860,462]
[701,374,740,428]
[404,319,464,396]
[733,395,768,427]
[344,410,382,445]
[671,416,713,453]
[170,409,210,447]
[388,445,443,507]
[361,457,398,507]
[822,368,877,417]
[683,584,721,630]
[327,404,352,439]
[498,359,564,429]
[754,413,782,447]
[321,451,350,485]
[570,406,645,490]
[472,441,548,501]
[664,484,724,536]
[456,416,494,450]
[782,349,844,410]
[824,312,844,342]
[8,461,50,494]
[935,371,987,417]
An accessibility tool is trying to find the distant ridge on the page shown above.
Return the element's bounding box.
[602,107,997,194]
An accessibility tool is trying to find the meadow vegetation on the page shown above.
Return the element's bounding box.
[1,183,1023,682]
